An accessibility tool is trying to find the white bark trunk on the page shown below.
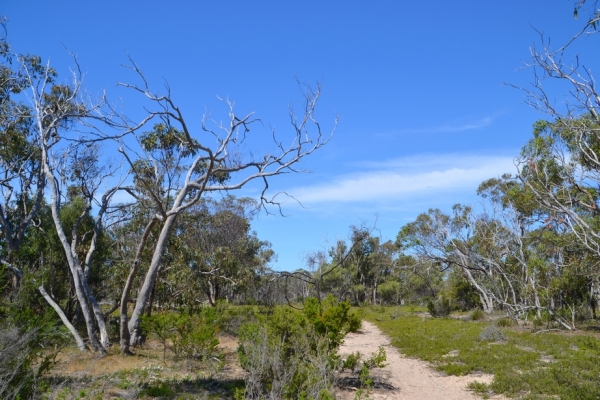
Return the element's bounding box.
[120,218,158,354]
[129,214,178,345]
[41,140,106,354]
[463,268,494,313]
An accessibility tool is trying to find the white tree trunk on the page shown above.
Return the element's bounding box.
[129,214,178,345]
[120,218,158,355]
[41,147,107,354]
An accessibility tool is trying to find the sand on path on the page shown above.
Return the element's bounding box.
[336,320,503,400]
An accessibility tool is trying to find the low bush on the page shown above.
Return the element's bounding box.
[237,295,371,399]
[495,317,514,327]
[467,381,491,399]
[217,303,261,336]
[0,301,66,400]
[427,296,451,317]
[0,327,40,399]
[141,307,220,367]
[140,381,174,397]
[469,308,486,321]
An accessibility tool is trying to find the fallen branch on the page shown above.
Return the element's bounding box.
[38,286,87,352]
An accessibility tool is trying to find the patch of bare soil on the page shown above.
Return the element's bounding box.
[336,321,504,400]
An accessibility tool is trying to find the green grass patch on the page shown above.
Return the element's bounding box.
[363,306,600,399]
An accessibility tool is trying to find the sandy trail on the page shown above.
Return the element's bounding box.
[336,320,500,400]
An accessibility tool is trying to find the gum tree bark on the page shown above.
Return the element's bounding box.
[120,217,158,354]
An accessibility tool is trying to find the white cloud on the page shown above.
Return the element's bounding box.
[289,154,517,204]
[401,117,494,134]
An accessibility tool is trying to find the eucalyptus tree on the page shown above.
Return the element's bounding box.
[8,35,137,353]
[125,196,274,310]
[0,23,91,349]
[109,61,334,352]
[0,23,109,351]
[398,175,593,329]
[0,20,50,288]
[510,4,600,316]
[304,226,396,305]
[391,254,445,304]
[398,207,494,313]
[397,204,533,316]
[177,196,273,306]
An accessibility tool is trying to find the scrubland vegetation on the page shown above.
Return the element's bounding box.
[365,305,600,399]
[2,3,600,399]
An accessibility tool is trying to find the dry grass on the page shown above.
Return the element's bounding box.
[45,335,245,399]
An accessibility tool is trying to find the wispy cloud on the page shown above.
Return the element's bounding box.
[402,117,494,134]
[288,154,517,204]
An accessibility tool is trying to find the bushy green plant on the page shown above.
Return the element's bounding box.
[427,296,451,317]
[341,352,361,373]
[0,297,67,400]
[142,308,220,364]
[140,382,174,397]
[377,281,402,304]
[217,303,259,336]
[238,295,368,399]
[495,317,514,327]
[467,381,491,399]
[469,308,486,321]
[141,312,178,360]
[359,346,388,387]
[303,296,362,349]
[171,308,220,362]
[446,275,482,311]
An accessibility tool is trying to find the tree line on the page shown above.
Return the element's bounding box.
[287,7,600,331]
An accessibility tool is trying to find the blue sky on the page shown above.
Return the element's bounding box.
[3,1,592,271]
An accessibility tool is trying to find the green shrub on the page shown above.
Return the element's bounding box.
[467,381,491,399]
[0,325,56,400]
[140,382,174,397]
[303,296,362,349]
[171,308,220,362]
[377,281,401,304]
[218,304,259,336]
[141,312,178,360]
[341,352,361,372]
[532,317,545,329]
[142,308,220,364]
[447,276,482,311]
[427,297,451,317]
[469,308,486,321]
[238,296,374,399]
[0,300,65,400]
[495,317,514,327]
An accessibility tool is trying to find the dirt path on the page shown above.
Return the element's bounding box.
[336,320,501,400]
